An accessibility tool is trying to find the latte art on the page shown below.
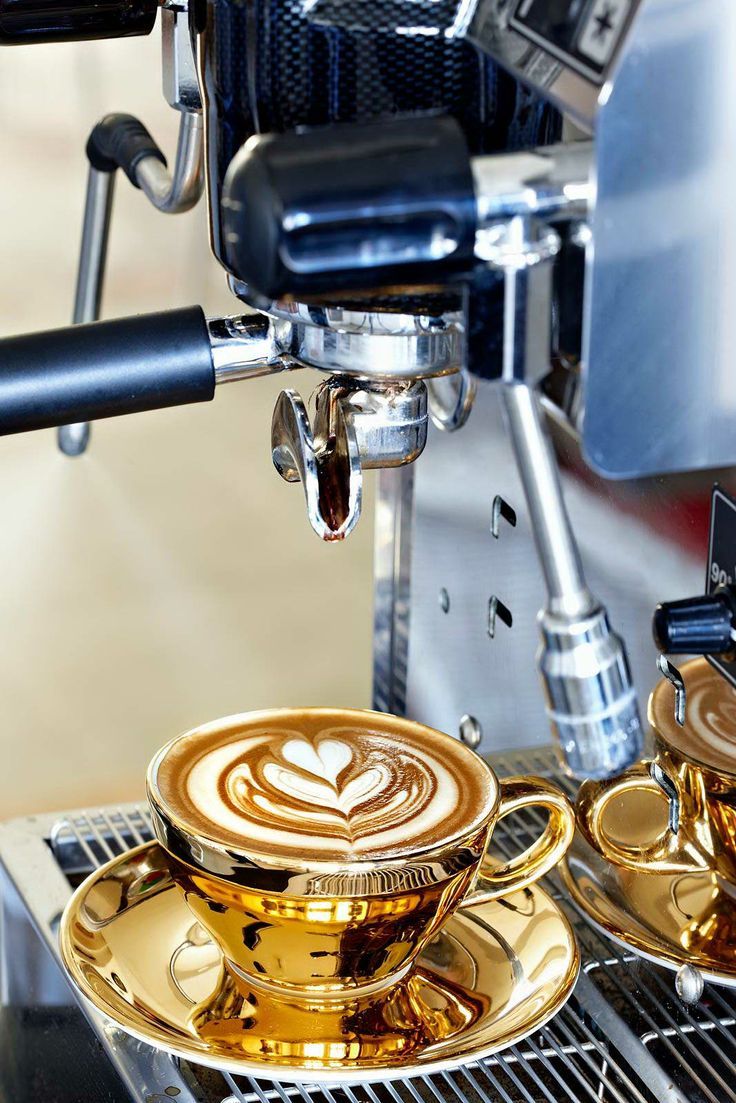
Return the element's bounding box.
[650,658,736,773]
[152,709,495,862]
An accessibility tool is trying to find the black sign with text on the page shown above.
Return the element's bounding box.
[707,484,736,689]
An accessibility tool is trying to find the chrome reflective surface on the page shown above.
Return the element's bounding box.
[584,0,736,478]
[471,142,592,228]
[456,0,643,129]
[136,109,205,215]
[462,169,640,780]
[264,301,463,339]
[393,381,700,758]
[161,0,201,113]
[208,314,290,383]
[427,371,476,433]
[59,840,579,1082]
[518,411,642,774]
[57,165,116,457]
[269,312,463,381]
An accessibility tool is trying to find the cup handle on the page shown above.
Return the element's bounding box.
[576,761,706,874]
[467,776,576,903]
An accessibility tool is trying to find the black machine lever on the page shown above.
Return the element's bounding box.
[0,307,215,435]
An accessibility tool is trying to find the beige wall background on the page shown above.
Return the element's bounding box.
[0,34,373,816]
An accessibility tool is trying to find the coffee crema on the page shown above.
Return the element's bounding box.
[649,657,736,775]
[150,708,496,862]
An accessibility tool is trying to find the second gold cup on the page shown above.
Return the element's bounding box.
[577,657,736,879]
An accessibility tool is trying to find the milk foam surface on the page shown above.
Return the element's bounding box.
[153,709,496,861]
[650,658,736,774]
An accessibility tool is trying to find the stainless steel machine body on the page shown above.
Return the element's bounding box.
[0,0,733,1097]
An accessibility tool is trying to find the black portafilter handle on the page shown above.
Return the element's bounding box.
[0,307,215,435]
[221,115,478,300]
[0,0,157,44]
[653,586,736,658]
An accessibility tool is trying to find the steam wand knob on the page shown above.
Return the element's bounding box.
[653,587,736,659]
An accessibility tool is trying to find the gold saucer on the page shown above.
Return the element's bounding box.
[561,785,736,986]
[60,841,579,1083]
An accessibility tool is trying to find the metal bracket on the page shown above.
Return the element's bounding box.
[657,653,687,728]
[161,0,201,113]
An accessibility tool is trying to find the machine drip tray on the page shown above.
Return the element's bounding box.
[1,748,733,1103]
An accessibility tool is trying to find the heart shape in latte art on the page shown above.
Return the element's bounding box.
[172,718,485,858]
[227,738,403,839]
[221,732,441,842]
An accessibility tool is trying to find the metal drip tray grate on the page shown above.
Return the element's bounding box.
[5,748,736,1103]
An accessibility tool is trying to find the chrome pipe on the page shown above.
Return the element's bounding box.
[135,109,204,215]
[58,166,116,457]
[503,383,592,620]
[471,141,592,228]
[72,167,115,326]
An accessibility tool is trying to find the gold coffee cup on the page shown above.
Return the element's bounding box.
[577,658,736,878]
[147,707,575,999]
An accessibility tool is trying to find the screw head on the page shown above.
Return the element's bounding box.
[675,964,704,1004]
[459,714,482,749]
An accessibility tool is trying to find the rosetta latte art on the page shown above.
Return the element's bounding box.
[673,673,736,772]
[185,728,462,858]
[649,659,736,774]
[153,710,496,862]
[149,708,498,863]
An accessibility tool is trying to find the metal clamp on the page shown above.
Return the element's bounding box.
[657,654,687,728]
[272,378,428,541]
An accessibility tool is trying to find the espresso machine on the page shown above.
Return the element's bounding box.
[1,0,735,1099]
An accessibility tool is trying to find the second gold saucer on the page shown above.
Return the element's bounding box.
[60,841,579,1083]
[561,785,736,986]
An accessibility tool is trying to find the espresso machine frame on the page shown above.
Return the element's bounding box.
[1,0,736,1099]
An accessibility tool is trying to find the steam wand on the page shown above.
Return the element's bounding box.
[474,215,643,779]
[59,0,204,456]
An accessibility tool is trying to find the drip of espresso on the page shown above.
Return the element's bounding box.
[154,709,495,862]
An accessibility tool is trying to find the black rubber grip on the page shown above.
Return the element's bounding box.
[86,113,167,186]
[0,307,215,435]
[0,0,157,44]
[222,114,477,299]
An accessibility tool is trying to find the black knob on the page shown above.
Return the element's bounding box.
[221,115,477,299]
[653,587,736,657]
